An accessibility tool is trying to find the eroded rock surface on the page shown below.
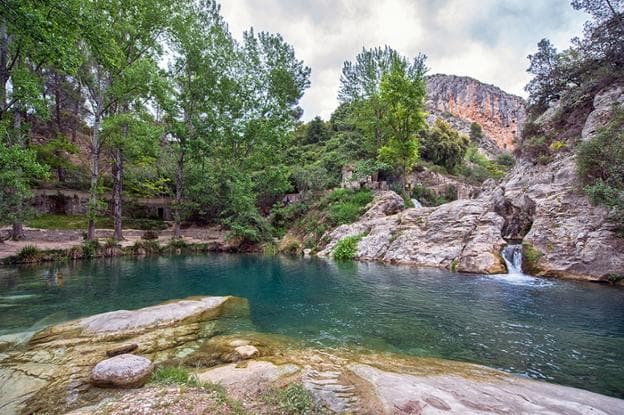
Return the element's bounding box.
[427,74,526,151]
[0,296,242,414]
[349,363,624,415]
[319,153,624,281]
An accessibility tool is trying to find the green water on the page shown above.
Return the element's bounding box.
[1,254,623,398]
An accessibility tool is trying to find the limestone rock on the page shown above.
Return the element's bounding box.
[91,354,153,388]
[0,296,242,413]
[427,74,526,151]
[319,193,506,274]
[349,363,624,415]
[234,345,259,359]
[360,191,405,220]
[197,360,299,388]
[581,84,624,141]
[106,343,138,357]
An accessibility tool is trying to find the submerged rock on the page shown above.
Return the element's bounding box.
[91,354,153,388]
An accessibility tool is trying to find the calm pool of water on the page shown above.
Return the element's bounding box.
[1,254,623,398]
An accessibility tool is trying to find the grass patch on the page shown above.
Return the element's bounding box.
[26,214,167,231]
[263,383,319,414]
[15,245,43,263]
[150,366,246,414]
[332,233,365,260]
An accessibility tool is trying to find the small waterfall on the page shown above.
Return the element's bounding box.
[502,244,523,275]
[411,199,423,208]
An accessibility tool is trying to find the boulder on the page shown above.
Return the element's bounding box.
[91,354,153,388]
[360,191,405,220]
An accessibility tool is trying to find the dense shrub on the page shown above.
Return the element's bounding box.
[332,234,364,260]
[420,119,470,172]
[576,110,624,233]
[411,184,457,207]
[16,245,42,263]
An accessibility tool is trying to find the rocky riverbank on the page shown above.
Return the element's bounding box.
[0,298,622,414]
[317,152,624,284]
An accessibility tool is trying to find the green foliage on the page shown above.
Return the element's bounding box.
[577,110,624,233]
[82,240,100,258]
[469,122,483,140]
[15,245,42,263]
[132,239,161,254]
[0,144,50,225]
[522,243,544,274]
[333,233,365,260]
[273,384,317,414]
[323,189,373,226]
[151,366,200,387]
[495,152,516,168]
[25,214,166,231]
[167,238,188,251]
[411,184,457,207]
[420,119,470,172]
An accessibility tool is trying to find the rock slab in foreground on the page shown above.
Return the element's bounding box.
[91,354,153,388]
[349,363,624,415]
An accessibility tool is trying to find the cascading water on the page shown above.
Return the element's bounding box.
[502,244,523,275]
[411,199,423,208]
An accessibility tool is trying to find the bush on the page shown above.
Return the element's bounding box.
[16,245,42,263]
[82,240,100,258]
[576,109,624,233]
[323,189,373,226]
[411,184,455,207]
[522,243,543,274]
[332,234,364,260]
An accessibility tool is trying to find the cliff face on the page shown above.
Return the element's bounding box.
[426,74,526,152]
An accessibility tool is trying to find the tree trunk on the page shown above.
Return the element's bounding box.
[87,117,100,241]
[0,18,9,119]
[112,147,124,240]
[55,72,62,132]
[11,221,24,241]
[173,150,184,238]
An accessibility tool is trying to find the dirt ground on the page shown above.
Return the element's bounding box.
[0,225,230,260]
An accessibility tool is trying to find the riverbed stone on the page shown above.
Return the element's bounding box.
[234,345,259,359]
[91,354,153,388]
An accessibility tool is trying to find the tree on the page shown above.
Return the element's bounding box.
[0,144,49,236]
[420,119,470,172]
[165,0,235,237]
[78,0,174,240]
[305,116,329,144]
[338,46,427,150]
[376,62,427,187]
[0,0,82,239]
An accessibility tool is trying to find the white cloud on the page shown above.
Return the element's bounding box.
[221,0,586,120]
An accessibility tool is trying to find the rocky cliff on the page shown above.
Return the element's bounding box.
[317,81,624,283]
[426,74,526,153]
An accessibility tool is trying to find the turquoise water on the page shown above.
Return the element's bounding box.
[1,254,623,398]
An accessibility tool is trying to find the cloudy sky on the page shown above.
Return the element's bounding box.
[221,0,587,121]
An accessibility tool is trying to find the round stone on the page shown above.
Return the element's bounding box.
[91,354,153,388]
